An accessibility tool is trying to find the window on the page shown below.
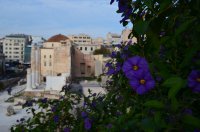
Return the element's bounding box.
[52,44,54,47]
[49,62,52,66]
[85,47,87,51]
[44,55,46,58]
[80,63,85,74]
[14,43,19,46]
[50,55,51,58]
[87,66,91,74]
[80,47,82,50]
[91,47,93,51]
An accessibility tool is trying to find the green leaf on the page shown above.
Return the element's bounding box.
[175,18,195,37]
[144,1,153,9]
[159,0,171,12]
[144,100,164,109]
[123,21,129,27]
[162,77,185,99]
[183,115,200,128]
[133,20,150,35]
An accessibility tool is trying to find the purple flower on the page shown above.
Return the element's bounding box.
[53,115,59,123]
[63,127,70,132]
[107,123,113,129]
[105,62,112,68]
[51,106,57,112]
[110,51,117,58]
[115,44,122,48]
[122,56,149,79]
[106,68,116,75]
[41,98,47,103]
[127,40,132,45]
[81,111,87,118]
[84,118,92,130]
[106,62,122,75]
[188,70,200,93]
[129,71,155,95]
[92,93,97,96]
[183,108,193,115]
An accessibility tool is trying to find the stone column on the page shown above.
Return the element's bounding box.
[26,68,32,91]
[36,46,41,85]
[31,45,36,88]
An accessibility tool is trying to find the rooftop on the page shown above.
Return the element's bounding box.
[46,34,69,42]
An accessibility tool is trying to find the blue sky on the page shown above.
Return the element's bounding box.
[0,0,126,39]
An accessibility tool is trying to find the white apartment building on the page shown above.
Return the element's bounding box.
[106,32,121,45]
[75,44,101,54]
[68,34,92,45]
[2,34,30,63]
[92,37,105,45]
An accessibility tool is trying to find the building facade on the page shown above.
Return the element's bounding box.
[121,29,137,44]
[92,37,105,45]
[106,32,121,45]
[75,44,101,54]
[26,34,104,92]
[2,34,30,63]
[68,34,92,45]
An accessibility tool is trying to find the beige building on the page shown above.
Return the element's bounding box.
[106,32,121,45]
[68,34,92,45]
[121,29,137,44]
[92,37,105,45]
[26,34,104,92]
[75,44,101,54]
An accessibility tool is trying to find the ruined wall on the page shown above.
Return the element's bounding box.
[71,47,95,78]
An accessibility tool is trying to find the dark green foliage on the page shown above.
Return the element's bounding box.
[93,47,110,55]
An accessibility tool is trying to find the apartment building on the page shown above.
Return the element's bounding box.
[106,32,121,45]
[92,37,105,45]
[68,34,92,45]
[2,34,30,63]
[121,29,137,44]
[75,43,101,55]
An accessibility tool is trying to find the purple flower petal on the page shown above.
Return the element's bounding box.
[136,85,147,95]
[84,118,92,130]
[129,79,140,90]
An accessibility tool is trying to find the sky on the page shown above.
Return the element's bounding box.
[0,0,127,39]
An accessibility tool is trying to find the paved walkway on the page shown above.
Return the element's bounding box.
[0,84,27,132]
